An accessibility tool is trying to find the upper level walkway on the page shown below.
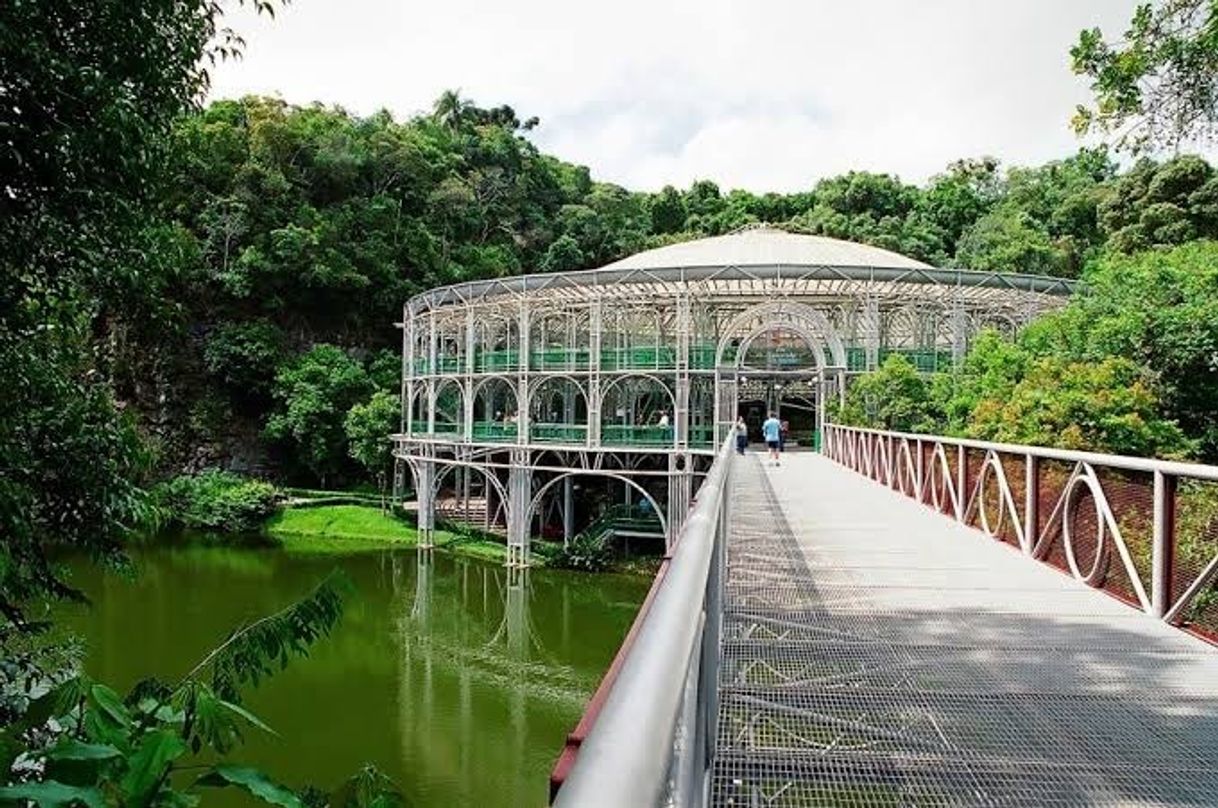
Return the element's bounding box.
[551,428,1218,807]
[715,452,1218,806]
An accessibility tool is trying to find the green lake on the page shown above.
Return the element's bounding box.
[62,544,649,807]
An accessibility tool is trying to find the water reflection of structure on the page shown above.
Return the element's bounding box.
[391,550,592,806]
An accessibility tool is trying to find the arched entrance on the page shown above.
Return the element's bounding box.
[714,302,846,450]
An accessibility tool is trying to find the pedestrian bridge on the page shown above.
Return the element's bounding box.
[550,425,1218,807]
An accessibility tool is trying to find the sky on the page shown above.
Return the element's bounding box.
[208,0,1146,193]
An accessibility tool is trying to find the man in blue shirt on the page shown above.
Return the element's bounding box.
[762,411,782,466]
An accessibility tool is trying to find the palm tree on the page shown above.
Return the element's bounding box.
[432,89,473,131]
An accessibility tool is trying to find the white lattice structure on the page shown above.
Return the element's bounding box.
[392,228,1074,565]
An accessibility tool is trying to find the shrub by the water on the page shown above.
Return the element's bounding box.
[157,470,280,533]
[550,534,613,572]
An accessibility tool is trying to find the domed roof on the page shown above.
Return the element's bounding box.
[601,227,932,272]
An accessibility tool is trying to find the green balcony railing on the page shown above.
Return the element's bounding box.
[878,347,954,373]
[601,424,673,446]
[689,426,715,448]
[690,344,717,369]
[472,421,518,441]
[600,346,678,371]
[574,504,663,547]
[530,348,591,370]
[431,421,460,435]
[530,423,587,443]
[476,349,519,373]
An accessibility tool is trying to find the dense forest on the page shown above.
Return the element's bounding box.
[104,95,1218,487]
[7,0,1218,803]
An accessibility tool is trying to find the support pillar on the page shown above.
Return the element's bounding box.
[674,293,691,450]
[666,452,693,551]
[588,298,602,446]
[416,454,436,548]
[950,302,969,367]
[863,297,880,371]
[562,477,574,546]
[506,449,532,567]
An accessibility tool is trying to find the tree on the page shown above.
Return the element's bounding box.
[1024,240,1218,459]
[648,186,688,234]
[345,391,401,480]
[265,346,372,485]
[966,356,1191,457]
[204,321,287,401]
[539,234,586,272]
[955,208,1068,276]
[432,89,474,131]
[0,0,279,626]
[1072,1,1218,152]
[1097,155,1218,251]
[834,355,942,432]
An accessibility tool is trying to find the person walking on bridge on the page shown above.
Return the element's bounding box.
[762,411,782,466]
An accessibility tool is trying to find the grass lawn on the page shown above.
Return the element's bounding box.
[264,504,512,563]
[265,504,418,543]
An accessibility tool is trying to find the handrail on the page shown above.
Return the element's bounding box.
[829,422,1218,482]
[823,423,1218,640]
[550,435,733,807]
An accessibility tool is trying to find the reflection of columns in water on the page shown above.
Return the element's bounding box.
[411,548,433,628]
[506,565,528,661]
[561,580,571,657]
[506,565,529,794]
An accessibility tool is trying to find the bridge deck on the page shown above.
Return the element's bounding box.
[711,452,1218,807]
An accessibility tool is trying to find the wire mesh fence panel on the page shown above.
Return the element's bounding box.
[1172,478,1218,640]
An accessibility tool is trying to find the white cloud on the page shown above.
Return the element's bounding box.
[208,0,1149,191]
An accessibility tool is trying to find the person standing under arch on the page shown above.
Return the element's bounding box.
[762,411,782,466]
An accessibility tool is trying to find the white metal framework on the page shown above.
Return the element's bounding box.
[393,229,1074,565]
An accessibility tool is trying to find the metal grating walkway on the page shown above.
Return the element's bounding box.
[710,453,1218,807]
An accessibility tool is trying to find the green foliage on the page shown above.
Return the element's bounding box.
[936,330,1030,433]
[324,764,406,808]
[266,346,373,484]
[116,88,1218,485]
[0,0,268,628]
[550,534,613,572]
[964,355,1193,457]
[1097,155,1218,251]
[1072,1,1218,152]
[157,470,280,533]
[1025,240,1218,458]
[840,327,1191,460]
[344,391,401,479]
[195,572,352,701]
[833,355,942,433]
[0,574,376,808]
[204,321,287,399]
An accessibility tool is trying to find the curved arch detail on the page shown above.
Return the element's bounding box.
[526,471,668,541]
[597,372,678,414]
[716,301,847,368]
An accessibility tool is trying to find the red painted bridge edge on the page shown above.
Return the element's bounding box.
[547,554,673,803]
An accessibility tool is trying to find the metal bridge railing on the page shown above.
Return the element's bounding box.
[550,435,733,808]
[823,423,1218,642]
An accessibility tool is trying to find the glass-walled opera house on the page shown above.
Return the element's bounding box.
[392,227,1073,564]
